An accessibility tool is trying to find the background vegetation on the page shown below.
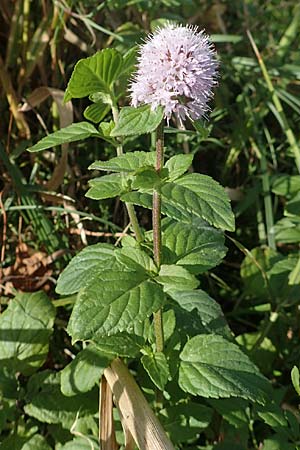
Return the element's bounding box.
[1,1,300,449]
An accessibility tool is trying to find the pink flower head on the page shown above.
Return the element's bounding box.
[130,23,219,124]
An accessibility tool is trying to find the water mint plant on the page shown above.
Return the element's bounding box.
[27,23,271,448]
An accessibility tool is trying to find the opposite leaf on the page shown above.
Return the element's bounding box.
[161,218,227,274]
[90,151,156,172]
[165,154,194,181]
[67,259,165,340]
[64,49,123,101]
[179,334,270,404]
[122,173,235,231]
[27,122,100,152]
[86,173,125,200]
[111,104,164,137]
[162,173,235,231]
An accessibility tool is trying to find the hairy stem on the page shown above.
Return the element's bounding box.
[112,105,143,242]
[153,120,165,355]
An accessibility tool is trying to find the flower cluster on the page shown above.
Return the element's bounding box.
[130,23,219,124]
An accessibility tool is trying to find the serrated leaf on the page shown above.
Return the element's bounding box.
[56,243,115,295]
[111,104,164,137]
[161,218,227,273]
[165,154,194,181]
[90,151,156,172]
[83,102,110,123]
[93,333,144,357]
[24,371,98,428]
[162,174,235,231]
[27,122,99,152]
[67,259,164,340]
[156,265,199,292]
[141,352,170,390]
[86,173,125,200]
[179,334,270,404]
[122,173,235,231]
[61,345,112,396]
[0,292,55,375]
[169,289,231,338]
[64,49,123,100]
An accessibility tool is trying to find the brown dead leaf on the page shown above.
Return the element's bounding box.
[1,243,65,294]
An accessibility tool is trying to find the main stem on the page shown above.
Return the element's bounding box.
[112,105,143,243]
[153,120,164,354]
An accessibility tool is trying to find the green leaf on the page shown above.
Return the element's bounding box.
[132,167,161,191]
[271,174,300,198]
[256,402,289,433]
[122,174,235,231]
[83,102,110,123]
[169,289,231,338]
[161,218,227,274]
[291,366,300,396]
[165,154,194,181]
[90,151,156,172]
[59,437,99,450]
[86,173,125,200]
[93,333,144,357]
[67,258,165,340]
[179,334,270,404]
[285,191,300,216]
[98,121,116,145]
[162,174,235,231]
[61,345,112,396]
[0,433,51,450]
[141,352,170,390]
[274,217,300,243]
[111,104,164,137]
[21,435,52,450]
[24,371,98,428]
[262,436,295,450]
[208,398,249,428]
[116,246,156,273]
[0,292,55,375]
[56,243,115,295]
[159,402,213,443]
[64,49,123,100]
[156,264,199,292]
[27,122,99,152]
